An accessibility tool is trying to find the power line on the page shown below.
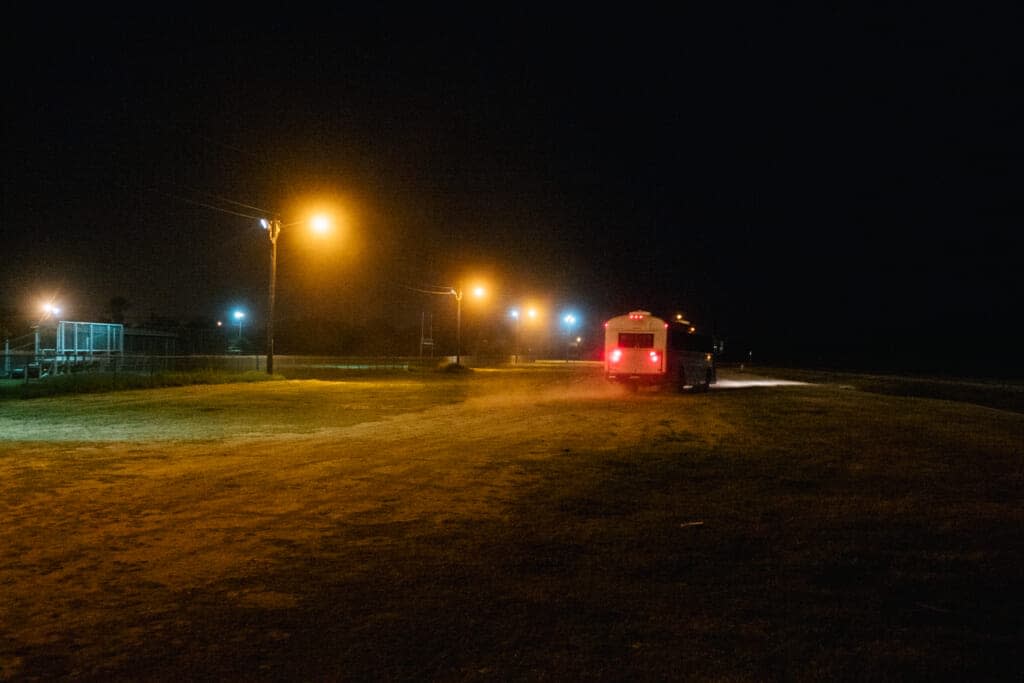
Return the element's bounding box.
[392,282,454,296]
[131,172,274,218]
[166,183,272,216]
[147,187,263,220]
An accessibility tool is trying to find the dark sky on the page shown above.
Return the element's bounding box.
[3,9,1022,374]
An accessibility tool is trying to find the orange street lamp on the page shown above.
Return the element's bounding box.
[260,214,330,375]
[450,284,486,366]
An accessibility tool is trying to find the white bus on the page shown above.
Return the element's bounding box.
[603,310,717,392]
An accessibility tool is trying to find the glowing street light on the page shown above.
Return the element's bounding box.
[562,312,579,362]
[509,306,541,364]
[509,308,520,364]
[30,302,63,379]
[419,283,487,365]
[260,214,331,375]
[311,215,330,235]
[233,310,245,342]
[450,284,486,366]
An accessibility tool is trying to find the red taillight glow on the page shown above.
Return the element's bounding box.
[649,351,660,363]
[610,348,622,363]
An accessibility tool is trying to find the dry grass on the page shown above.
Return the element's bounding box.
[734,364,1024,413]
[0,366,1020,681]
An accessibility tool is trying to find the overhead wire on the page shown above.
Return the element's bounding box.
[144,187,263,221]
[390,282,455,296]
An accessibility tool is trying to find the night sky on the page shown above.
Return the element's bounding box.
[3,10,1022,375]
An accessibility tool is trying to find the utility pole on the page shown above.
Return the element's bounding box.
[453,288,463,366]
[264,217,281,375]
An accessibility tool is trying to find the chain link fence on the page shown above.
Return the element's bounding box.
[1,352,461,380]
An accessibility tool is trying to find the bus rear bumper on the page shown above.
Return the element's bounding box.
[606,373,665,385]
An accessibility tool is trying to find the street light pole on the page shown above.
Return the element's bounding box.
[563,313,577,363]
[452,288,463,366]
[509,309,520,364]
[233,310,245,343]
[264,218,281,375]
[257,212,333,375]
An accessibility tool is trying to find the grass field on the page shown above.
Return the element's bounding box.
[733,364,1024,414]
[1,365,1021,681]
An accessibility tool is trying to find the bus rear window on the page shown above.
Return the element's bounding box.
[618,333,655,348]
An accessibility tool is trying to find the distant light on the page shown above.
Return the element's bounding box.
[509,308,519,319]
[563,314,577,325]
[689,326,696,334]
[217,321,223,327]
[716,379,807,389]
[472,286,485,298]
[575,336,581,343]
[311,215,330,234]
[233,310,245,321]
[260,218,270,230]
[527,308,537,319]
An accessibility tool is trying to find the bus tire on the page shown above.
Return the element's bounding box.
[676,369,688,393]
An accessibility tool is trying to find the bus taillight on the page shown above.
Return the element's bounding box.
[649,351,660,363]
[610,348,622,363]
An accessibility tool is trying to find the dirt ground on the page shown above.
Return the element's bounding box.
[1,366,1021,681]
